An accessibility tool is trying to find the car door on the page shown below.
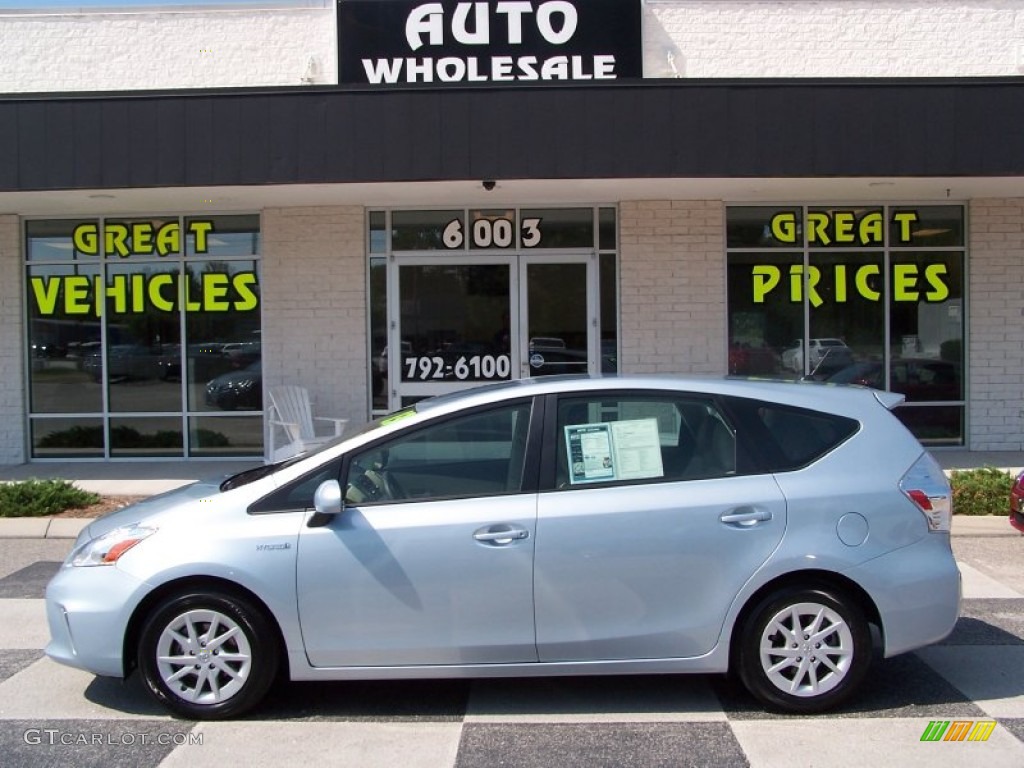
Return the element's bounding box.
[533,391,786,662]
[296,399,540,667]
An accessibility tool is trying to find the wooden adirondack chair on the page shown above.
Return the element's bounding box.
[267,385,348,462]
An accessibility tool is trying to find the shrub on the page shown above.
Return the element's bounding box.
[38,425,231,450]
[0,479,100,518]
[950,467,1013,517]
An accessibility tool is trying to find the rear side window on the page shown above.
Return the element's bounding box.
[730,400,858,471]
[554,394,737,488]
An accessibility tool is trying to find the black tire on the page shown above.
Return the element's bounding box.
[138,590,280,720]
[737,587,871,714]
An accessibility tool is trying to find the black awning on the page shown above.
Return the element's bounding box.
[1,78,1022,192]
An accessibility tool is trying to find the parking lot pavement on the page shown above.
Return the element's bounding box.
[0,536,1021,768]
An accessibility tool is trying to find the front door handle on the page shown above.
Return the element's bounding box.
[719,508,773,527]
[473,525,529,546]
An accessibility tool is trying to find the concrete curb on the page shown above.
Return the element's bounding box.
[0,517,91,539]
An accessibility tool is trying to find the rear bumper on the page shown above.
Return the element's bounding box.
[844,533,961,657]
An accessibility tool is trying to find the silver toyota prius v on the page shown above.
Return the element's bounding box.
[45,375,960,719]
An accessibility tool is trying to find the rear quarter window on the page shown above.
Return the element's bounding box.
[727,398,859,472]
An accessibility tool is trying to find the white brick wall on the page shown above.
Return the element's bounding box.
[646,1,1024,78]
[261,206,369,452]
[5,1,1024,92]
[0,7,335,92]
[0,216,26,464]
[967,199,1024,450]
[619,200,726,375]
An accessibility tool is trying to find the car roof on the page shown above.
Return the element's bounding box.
[414,374,901,419]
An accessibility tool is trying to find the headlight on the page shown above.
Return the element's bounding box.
[67,524,157,567]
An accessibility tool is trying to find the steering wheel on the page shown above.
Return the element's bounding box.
[376,449,407,500]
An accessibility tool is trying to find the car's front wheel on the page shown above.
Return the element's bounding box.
[737,587,871,713]
[138,590,279,720]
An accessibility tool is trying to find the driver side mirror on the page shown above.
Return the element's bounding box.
[308,479,343,527]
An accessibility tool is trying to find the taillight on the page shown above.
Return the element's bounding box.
[1011,471,1024,513]
[899,453,952,533]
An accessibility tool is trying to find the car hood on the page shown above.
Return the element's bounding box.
[81,479,226,541]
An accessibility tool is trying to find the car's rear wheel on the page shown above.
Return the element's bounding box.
[737,587,871,713]
[138,590,279,720]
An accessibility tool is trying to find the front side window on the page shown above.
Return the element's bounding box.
[344,402,533,505]
[554,394,737,488]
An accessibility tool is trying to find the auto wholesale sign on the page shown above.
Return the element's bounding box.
[337,0,643,86]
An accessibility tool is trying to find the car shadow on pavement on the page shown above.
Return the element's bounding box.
[243,677,471,722]
[714,652,987,720]
[83,673,181,718]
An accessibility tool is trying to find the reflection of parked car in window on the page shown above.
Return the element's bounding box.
[220,342,261,367]
[782,338,854,376]
[827,358,962,402]
[529,336,566,350]
[82,344,180,383]
[372,341,413,394]
[527,344,617,375]
[205,361,262,410]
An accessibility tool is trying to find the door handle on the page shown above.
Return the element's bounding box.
[719,508,772,526]
[473,525,529,545]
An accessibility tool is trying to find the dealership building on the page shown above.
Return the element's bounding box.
[0,0,1023,462]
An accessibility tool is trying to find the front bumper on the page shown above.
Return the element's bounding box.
[844,532,961,658]
[45,563,149,678]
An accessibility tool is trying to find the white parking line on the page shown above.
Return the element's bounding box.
[957,562,1024,599]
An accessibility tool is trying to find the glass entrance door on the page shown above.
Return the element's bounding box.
[391,255,596,408]
[521,257,596,378]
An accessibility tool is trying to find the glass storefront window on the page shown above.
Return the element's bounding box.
[31,417,104,459]
[26,219,100,262]
[726,251,802,376]
[726,205,966,445]
[185,260,261,413]
[369,257,387,411]
[520,208,593,249]
[25,215,261,459]
[726,206,801,248]
[398,264,512,384]
[807,252,885,377]
[369,211,387,253]
[600,253,618,373]
[103,262,182,414]
[186,215,260,257]
[27,263,103,414]
[391,210,464,251]
[599,207,616,251]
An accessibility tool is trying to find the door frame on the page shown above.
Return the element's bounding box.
[388,252,598,410]
[518,253,599,380]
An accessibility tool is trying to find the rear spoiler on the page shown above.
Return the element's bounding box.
[873,390,906,410]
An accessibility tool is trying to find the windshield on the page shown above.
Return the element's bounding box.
[217,407,420,492]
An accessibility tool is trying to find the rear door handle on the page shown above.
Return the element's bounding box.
[719,508,772,526]
[473,525,529,545]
